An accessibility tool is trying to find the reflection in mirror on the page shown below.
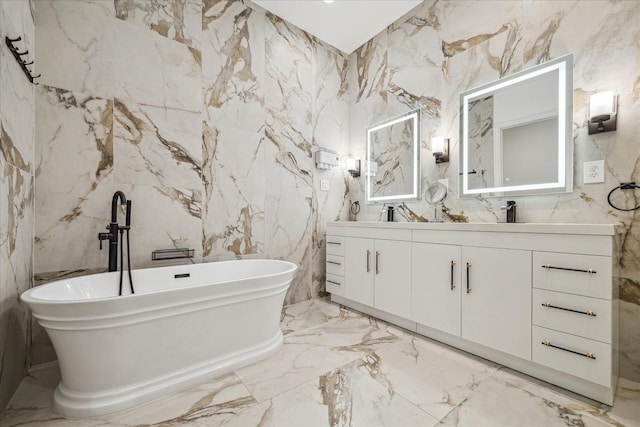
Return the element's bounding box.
[366,110,420,203]
[460,54,573,197]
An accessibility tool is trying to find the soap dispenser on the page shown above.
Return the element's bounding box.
[386,205,395,222]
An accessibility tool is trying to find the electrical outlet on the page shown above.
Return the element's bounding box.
[583,160,605,184]
[320,179,330,191]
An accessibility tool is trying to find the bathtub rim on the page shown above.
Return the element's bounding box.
[22,259,298,304]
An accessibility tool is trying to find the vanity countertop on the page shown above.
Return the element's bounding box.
[327,221,619,236]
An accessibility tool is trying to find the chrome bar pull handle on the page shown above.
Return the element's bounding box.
[542,302,596,317]
[327,241,342,245]
[327,280,341,286]
[541,340,596,359]
[375,251,380,274]
[541,264,596,274]
[450,260,456,290]
[466,262,471,293]
[326,260,342,265]
[366,250,371,272]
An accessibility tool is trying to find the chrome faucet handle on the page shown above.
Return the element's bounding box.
[500,201,517,209]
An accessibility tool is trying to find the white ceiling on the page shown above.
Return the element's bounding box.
[253,0,423,54]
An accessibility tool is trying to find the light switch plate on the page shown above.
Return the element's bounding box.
[583,160,605,184]
[320,179,330,191]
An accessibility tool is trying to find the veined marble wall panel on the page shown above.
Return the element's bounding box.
[201,1,266,263]
[0,0,34,410]
[113,98,202,189]
[0,163,34,409]
[202,124,265,260]
[115,0,201,50]
[202,0,265,133]
[113,19,201,114]
[312,42,350,296]
[126,184,203,268]
[112,17,203,268]
[34,86,114,273]
[34,0,114,98]
[352,32,388,104]
[347,0,640,381]
[1,0,35,175]
[264,14,314,304]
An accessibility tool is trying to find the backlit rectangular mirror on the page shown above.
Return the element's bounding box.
[366,110,420,203]
[459,54,573,197]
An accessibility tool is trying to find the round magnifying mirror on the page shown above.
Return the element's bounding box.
[424,181,447,222]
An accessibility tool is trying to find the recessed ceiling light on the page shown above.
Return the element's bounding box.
[323,0,335,3]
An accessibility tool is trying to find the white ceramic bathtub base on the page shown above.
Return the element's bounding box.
[21,260,297,419]
[54,331,283,418]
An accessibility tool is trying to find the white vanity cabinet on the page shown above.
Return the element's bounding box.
[531,251,616,388]
[325,236,345,297]
[326,221,619,405]
[344,235,412,319]
[411,243,461,336]
[461,246,531,360]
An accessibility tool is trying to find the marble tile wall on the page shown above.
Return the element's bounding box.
[0,0,35,410]
[31,0,350,367]
[346,0,640,382]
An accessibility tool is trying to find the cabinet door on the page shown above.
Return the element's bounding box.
[374,239,412,318]
[412,243,461,336]
[344,237,374,306]
[462,246,532,360]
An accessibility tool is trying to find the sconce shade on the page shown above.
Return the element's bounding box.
[588,91,617,135]
[432,137,444,154]
[346,157,361,177]
[431,137,449,163]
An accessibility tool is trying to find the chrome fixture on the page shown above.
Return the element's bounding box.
[500,200,517,223]
[588,91,617,135]
[431,136,449,163]
[98,191,134,295]
[152,248,195,261]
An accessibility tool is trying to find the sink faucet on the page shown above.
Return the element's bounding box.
[98,191,131,272]
[500,201,517,223]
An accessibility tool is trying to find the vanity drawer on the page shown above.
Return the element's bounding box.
[326,236,345,256]
[326,273,343,294]
[532,289,611,343]
[326,254,344,276]
[532,326,611,387]
[533,252,612,299]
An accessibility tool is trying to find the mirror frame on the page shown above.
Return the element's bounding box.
[366,110,421,203]
[459,54,573,197]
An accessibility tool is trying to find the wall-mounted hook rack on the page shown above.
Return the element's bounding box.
[5,36,41,84]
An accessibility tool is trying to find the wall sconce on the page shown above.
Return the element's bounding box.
[346,157,361,177]
[315,149,339,170]
[432,137,449,163]
[588,91,617,135]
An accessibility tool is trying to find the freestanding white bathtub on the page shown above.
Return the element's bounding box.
[21,259,297,418]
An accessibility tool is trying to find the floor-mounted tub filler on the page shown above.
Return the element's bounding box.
[21,259,297,418]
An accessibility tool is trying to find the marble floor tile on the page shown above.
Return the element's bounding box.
[438,368,630,427]
[219,356,439,427]
[607,378,640,427]
[280,297,346,335]
[371,334,500,420]
[2,298,640,427]
[235,313,400,402]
